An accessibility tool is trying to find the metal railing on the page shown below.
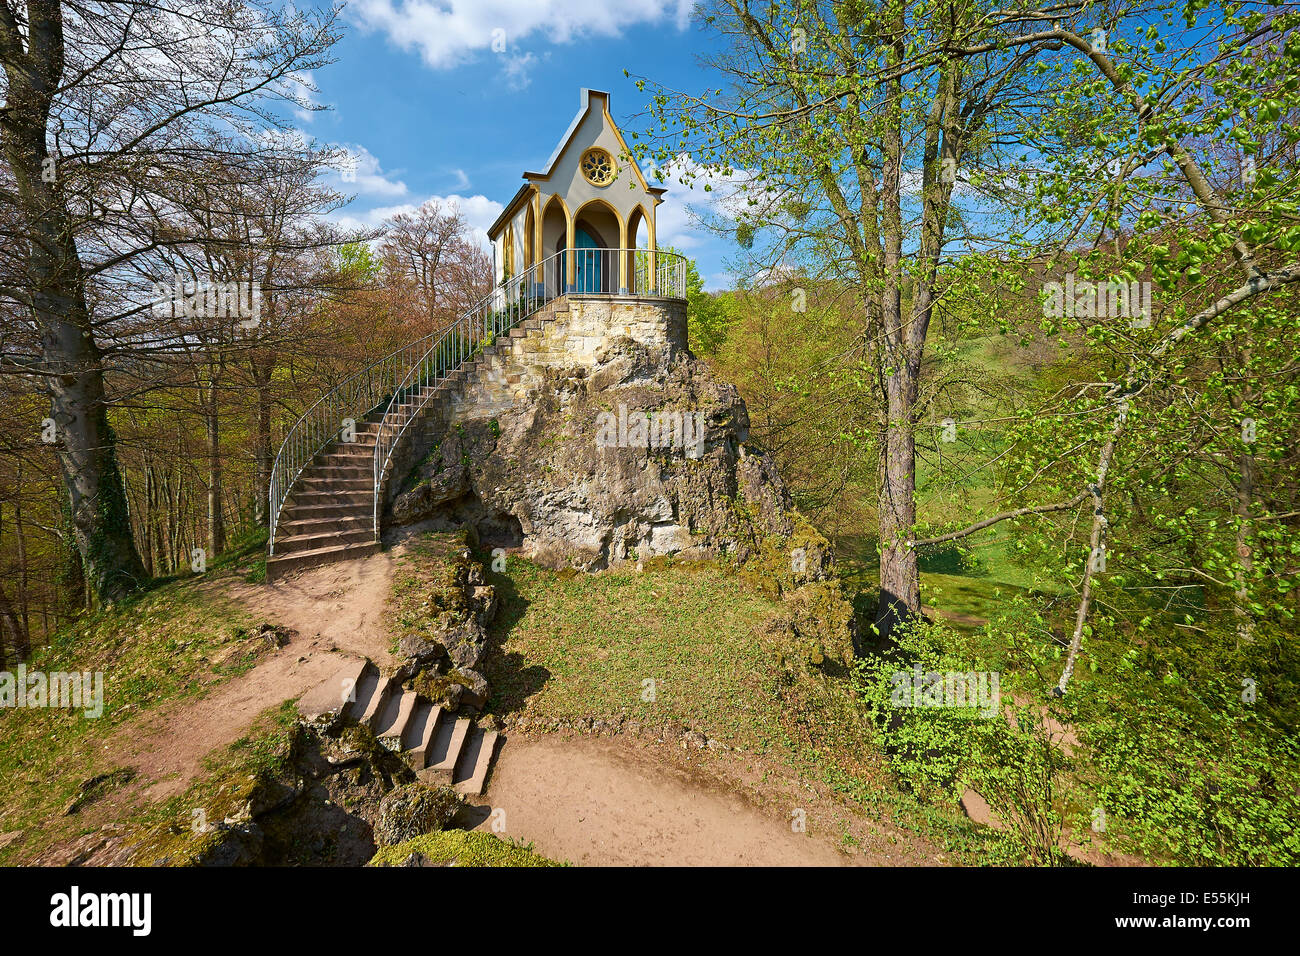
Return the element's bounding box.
[267,248,685,556]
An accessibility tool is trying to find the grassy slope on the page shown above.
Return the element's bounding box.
[0,539,268,864]
[439,540,992,861]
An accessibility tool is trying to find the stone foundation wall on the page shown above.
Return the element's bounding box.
[381,295,688,512]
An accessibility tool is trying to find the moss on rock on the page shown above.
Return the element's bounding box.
[367,829,565,867]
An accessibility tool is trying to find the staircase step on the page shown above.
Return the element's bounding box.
[298,657,372,722]
[297,476,372,491]
[404,701,443,770]
[422,716,472,781]
[304,465,371,478]
[279,502,371,521]
[266,540,380,580]
[373,688,419,750]
[274,527,374,555]
[277,515,371,536]
[286,490,372,508]
[452,728,500,796]
[341,665,383,723]
[358,675,398,727]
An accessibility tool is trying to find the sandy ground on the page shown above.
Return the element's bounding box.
[68,535,950,867]
[112,550,400,801]
[466,735,861,866]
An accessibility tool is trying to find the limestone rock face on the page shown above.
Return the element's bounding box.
[391,332,803,573]
[384,295,859,663]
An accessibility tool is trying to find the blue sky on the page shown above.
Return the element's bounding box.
[306,1,737,289]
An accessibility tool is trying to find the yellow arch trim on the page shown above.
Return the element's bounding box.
[572,196,627,243]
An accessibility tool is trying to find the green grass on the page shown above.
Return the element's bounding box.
[130,701,301,865]
[0,570,262,864]
[444,542,993,862]
[368,829,565,867]
[833,532,1061,632]
[483,556,805,753]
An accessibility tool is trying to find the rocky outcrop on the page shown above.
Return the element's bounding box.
[392,534,498,713]
[386,295,858,664]
[374,783,462,847]
[394,332,805,571]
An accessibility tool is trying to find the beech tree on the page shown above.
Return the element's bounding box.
[0,0,342,601]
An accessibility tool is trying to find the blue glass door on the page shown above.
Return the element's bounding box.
[562,228,603,293]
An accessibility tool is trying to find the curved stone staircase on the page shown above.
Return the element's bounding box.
[266,300,570,582]
[298,657,499,796]
[266,411,384,579]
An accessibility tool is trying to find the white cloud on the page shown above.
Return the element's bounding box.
[350,0,692,69]
[334,194,504,249]
[336,145,409,199]
[502,51,539,90]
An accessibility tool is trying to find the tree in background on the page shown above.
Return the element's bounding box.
[0,0,343,602]
[636,0,1056,640]
[380,200,493,337]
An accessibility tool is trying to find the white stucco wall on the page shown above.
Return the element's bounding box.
[491,90,661,290]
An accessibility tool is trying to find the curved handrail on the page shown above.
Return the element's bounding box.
[371,248,687,535]
[266,247,686,556]
[267,332,447,554]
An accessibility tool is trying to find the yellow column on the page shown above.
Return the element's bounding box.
[647,214,658,294]
[618,216,628,294]
[533,192,544,287]
[565,211,576,293]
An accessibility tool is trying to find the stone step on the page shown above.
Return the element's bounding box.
[421,716,472,783]
[302,464,371,479]
[296,476,372,492]
[404,701,444,770]
[277,514,372,536]
[340,666,383,723]
[285,488,371,505]
[452,727,499,796]
[357,674,399,727]
[266,540,380,581]
[279,501,371,522]
[297,662,504,795]
[297,657,372,722]
[372,688,419,750]
[273,527,374,555]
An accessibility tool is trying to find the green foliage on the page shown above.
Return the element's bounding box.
[1071,620,1300,866]
[337,241,380,282]
[855,619,1073,865]
[367,829,565,867]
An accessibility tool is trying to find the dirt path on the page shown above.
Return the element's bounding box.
[82,538,945,868]
[116,550,400,801]
[467,735,863,866]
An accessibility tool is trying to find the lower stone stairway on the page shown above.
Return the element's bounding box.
[298,658,500,796]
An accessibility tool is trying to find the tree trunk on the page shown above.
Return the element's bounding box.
[873,28,922,644]
[1,1,147,603]
[876,364,922,640]
[205,374,226,557]
[252,351,275,527]
[0,581,26,665]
